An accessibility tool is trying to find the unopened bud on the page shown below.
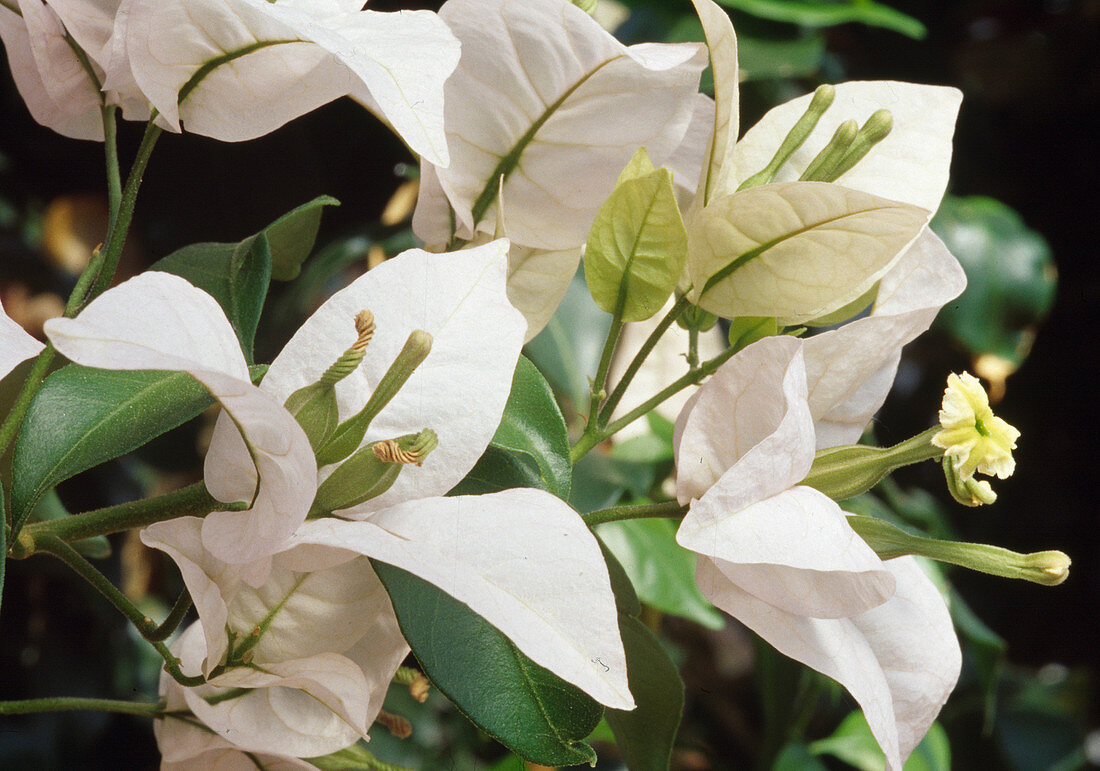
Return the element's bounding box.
[847,514,1071,587]
[942,457,998,507]
[317,329,433,466]
[799,119,858,182]
[829,109,893,180]
[738,85,836,191]
[311,429,437,515]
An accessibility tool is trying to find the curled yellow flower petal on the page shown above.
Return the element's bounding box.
[932,372,1020,481]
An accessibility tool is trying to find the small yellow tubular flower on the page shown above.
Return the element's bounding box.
[933,372,1020,480]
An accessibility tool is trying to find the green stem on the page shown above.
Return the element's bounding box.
[13,482,229,555]
[147,589,193,643]
[84,117,163,307]
[102,105,122,224]
[0,697,165,717]
[32,536,205,686]
[573,341,737,463]
[598,294,690,425]
[582,500,687,528]
[687,326,700,369]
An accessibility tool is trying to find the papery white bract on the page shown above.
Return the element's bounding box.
[1,298,44,380]
[673,333,962,770]
[681,0,961,324]
[0,0,109,138]
[411,0,708,337]
[145,240,634,715]
[153,617,398,761]
[116,0,458,160]
[42,272,317,566]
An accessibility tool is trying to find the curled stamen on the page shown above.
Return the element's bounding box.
[352,310,376,352]
[375,709,413,739]
[373,429,439,467]
[373,440,416,464]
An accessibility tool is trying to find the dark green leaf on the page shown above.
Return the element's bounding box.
[738,34,826,80]
[448,445,544,496]
[605,616,684,770]
[152,233,271,362]
[774,743,829,771]
[569,452,655,514]
[599,536,685,769]
[373,561,602,766]
[597,518,724,630]
[263,195,340,281]
[10,366,212,527]
[932,195,1056,367]
[490,356,571,499]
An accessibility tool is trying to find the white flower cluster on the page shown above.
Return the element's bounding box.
[1,0,977,767]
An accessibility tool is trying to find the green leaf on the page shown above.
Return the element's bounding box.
[716,0,926,39]
[448,445,545,496]
[738,34,826,81]
[372,561,602,766]
[774,743,829,771]
[932,195,1056,367]
[525,268,613,411]
[597,518,724,630]
[569,452,655,515]
[606,616,684,770]
[10,366,212,528]
[585,148,688,323]
[810,711,950,770]
[490,356,571,499]
[263,195,340,281]
[152,233,271,363]
[600,539,684,770]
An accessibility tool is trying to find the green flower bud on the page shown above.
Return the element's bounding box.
[677,304,718,332]
[799,119,858,182]
[738,85,836,191]
[312,429,438,515]
[846,514,1070,587]
[829,108,893,181]
[316,329,433,466]
[942,456,998,507]
[284,310,375,450]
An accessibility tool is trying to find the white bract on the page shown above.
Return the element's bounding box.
[43,272,318,565]
[133,241,632,753]
[673,325,964,769]
[1,0,459,160]
[1,297,44,381]
[153,614,399,761]
[412,0,709,336]
[682,0,962,325]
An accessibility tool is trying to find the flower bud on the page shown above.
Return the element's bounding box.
[799,119,858,182]
[847,514,1071,586]
[942,456,997,507]
[738,85,836,191]
[312,429,438,515]
[284,310,375,450]
[829,108,893,180]
[316,329,433,466]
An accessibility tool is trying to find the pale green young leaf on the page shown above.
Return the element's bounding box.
[687,181,927,324]
[585,149,688,322]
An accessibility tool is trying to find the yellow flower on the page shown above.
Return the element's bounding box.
[933,372,1020,480]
